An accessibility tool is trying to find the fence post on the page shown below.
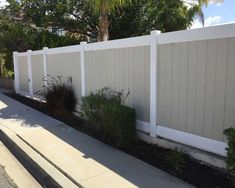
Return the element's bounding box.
[13,52,20,93]
[80,42,87,97]
[27,50,33,96]
[150,30,161,137]
[43,47,48,86]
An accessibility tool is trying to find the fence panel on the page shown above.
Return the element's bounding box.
[85,46,150,123]
[46,52,82,102]
[157,37,235,142]
[18,56,29,94]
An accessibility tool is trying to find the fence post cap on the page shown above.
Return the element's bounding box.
[151,30,161,35]
[27,50,32,53]
[80,41,87,45]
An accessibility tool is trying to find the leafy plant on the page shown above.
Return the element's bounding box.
[102,102,136,146]
[165,148,185,173]
[80,87,128,123]
[80,87,135,146]
[224,127,235,185]
[0,19,82,76]
[80,89,108,131]
[37,75,77,117]
[1,66,14,79]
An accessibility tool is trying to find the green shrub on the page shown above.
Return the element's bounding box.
[165,148,185,173]
[80,91,106,131]
[80,87,135,146]
[38,75,77,117]
[224,127,235,185]
[80,87,126,125]
[102,102,136,146]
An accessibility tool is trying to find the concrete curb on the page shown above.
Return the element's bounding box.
[0,129,62,188]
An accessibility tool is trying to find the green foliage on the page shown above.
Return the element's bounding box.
[80,89,110,131]
[0,20,81,77]
[6,0,99,39]
[165,148,185,173]
[80,88,120,121]
[224,127,235,185]
[85,0,131,13]
[110,0,205,39]
[38,75,77,117]
[102,102,136,146]
[80,87,135,146]
[6,0,218,41]
[1,67,14,79]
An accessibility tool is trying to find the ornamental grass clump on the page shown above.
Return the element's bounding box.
[165,148,185,173]
[38,75,77,117]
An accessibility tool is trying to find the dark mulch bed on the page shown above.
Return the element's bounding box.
[5,92,234,188]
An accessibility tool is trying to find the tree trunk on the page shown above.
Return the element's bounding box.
[97,9,109,41]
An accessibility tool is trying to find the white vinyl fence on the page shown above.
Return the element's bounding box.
[13,23,235,157]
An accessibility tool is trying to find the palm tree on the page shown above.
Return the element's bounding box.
[89,0,224,41]
[199,0,223,4]
[184,0,224,26]
[87,0,131,41]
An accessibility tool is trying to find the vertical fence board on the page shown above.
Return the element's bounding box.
[171,43,180,130]
[18,56,29,93]
[213,39,228,140]
[127,47,135,107]
[162,44,173,127]
[158,45,165,125]
[224,38,235,135]
[31,54,44,94]
[178,42,189,132]
[195,41,207,136]
[204,40,217,139]
[186,42,197,134]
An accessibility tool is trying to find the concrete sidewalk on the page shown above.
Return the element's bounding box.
[0,141,41,188]
[0,92,194,188]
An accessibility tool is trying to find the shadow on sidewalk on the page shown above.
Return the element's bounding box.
[0,93,192,188]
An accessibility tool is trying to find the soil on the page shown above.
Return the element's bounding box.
[5,92,234,188]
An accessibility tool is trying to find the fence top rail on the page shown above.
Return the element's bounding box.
[18,52,27,57]
[31,50,43,55]
[84,35,151,51]
[158,23,235,44]
[46,44,82,55]
[18,50,43,56]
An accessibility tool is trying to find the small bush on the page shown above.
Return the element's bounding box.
[165,148,185,173]
[224,127,235,185]
[80,88,112,128]
[102,102,136,146]
[38,75,77,117]
[80,87,127,129]
[80,87,135,146]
